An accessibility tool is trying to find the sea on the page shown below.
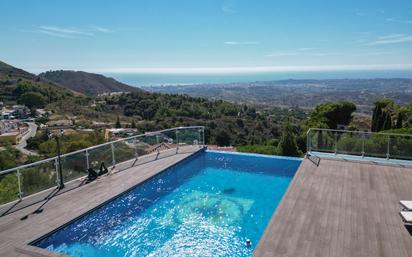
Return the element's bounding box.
[104,70,412,87]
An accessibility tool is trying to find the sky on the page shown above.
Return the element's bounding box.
[1,0,412,74]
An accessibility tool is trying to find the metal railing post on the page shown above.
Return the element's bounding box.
[198,129,201,148]
[85,150,90,170]
[111,142,116,167]
[386,136,390,160]
[54,158,60,186]
[16,169,23,200]
[176,129,179,154]
[361,133,365,158]
[134,138,139,159]
[202,127,205,147]
[334,132,338,154]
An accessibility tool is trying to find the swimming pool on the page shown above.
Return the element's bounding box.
[33,150,301,257]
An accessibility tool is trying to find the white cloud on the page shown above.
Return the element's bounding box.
[354,8,385,17]
[88,25,112,33]
[224,41,259,45]
[267,48,392,57]
[266,48,323,57]
[378,33,406,40]
[34,25,111,38]
[353,51,392,56]
[354,9,367,17]
[36,29,74,38]
[386,18,412,24]
[38,26,94,37]
[222,0,237,13]
[367,34,412,45]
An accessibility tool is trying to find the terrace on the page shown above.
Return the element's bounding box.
[0,127,411,257]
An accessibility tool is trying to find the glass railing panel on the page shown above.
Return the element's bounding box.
[177,128,201,146]
[308,130,335,153]
[363,133,388,158]
[88,144,113,170]
[160,129,177,145]
[389,134,412,160]
[113,139,137,165]
[20,160,57,197]
[139,133,161,155]
[61,151,88,183]
[0,171,20,205]
[336,131,363,155]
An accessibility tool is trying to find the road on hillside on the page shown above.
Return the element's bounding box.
[16,122,38,156]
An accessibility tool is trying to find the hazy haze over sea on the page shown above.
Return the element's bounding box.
[104,70,412,87]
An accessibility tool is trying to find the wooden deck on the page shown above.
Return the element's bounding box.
[253,157,412,257]
[0,146,202,257]
[3,148,412,257]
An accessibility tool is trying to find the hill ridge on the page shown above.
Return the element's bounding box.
[40,70,143,96]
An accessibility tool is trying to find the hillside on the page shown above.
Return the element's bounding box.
[0,61,77,105]
[0,60,307,148]
[40,70,142,96]
[0,60,37,81]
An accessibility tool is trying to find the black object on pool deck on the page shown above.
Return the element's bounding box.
[87,162,109,183]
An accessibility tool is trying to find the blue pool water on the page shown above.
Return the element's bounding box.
[34,151,301,257]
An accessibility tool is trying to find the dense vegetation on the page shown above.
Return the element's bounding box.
[27,130,105,157]
[95,92,305,146]
[237,102,358,156]
[0,61,76,107]
[371,99,412,132]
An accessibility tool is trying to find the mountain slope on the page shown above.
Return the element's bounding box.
[0,61,76,104]
[0,60,38,80]
[40,70,142,96]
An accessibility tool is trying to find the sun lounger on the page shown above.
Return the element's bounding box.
[400,211,412,223]
[400,200,412,211]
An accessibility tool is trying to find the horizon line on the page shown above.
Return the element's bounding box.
[26,64,412,75]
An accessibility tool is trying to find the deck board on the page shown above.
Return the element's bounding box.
[253,158,412,257]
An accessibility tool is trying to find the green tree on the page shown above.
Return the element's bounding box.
[115,116,121,128]
[396,111,403,129]
[371,99,395,132]
[131,120,137,128]
[308,102,356,129]
[277,123,300,157]
[215,130,231,146]
[18,92,47,109]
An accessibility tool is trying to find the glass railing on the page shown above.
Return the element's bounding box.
[0,126,205,206]
[307,128,412,160]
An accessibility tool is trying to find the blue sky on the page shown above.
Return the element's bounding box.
[1,0,412,74]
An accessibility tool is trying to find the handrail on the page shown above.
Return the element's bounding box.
[307,128,412,138]
[0,126,205,176]
[306,127,412,161]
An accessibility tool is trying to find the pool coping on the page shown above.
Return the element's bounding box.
[207,149,304,161]
[0,146,204,257]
